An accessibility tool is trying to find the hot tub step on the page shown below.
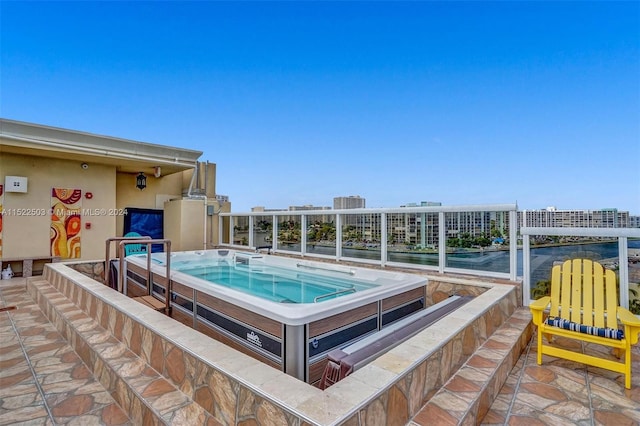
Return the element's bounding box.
[133,295,166,312]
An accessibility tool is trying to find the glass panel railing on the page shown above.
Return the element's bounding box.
[522,227,640,310]
[528,235,621,300]
[306,214,336,256]
[252,215,272,249]
[385,212,439,267]
[341,213,381,261]
[221,204,519,279]
[277,216,301,254]
[232,216,250,247]
[444,211,510,274]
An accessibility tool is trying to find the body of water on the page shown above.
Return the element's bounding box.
[275,240,640,282]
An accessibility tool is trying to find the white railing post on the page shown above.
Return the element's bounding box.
[439,211,446,274]
[381,213,387,267]
[523,233,531,306]
[619,237,629,310]
[509,210,518,282]
[301,214,307,256]
[336,214,342,260]
[272,214,278,252]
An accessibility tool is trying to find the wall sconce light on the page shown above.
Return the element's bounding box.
[136,172,147,190]
[154,166,161,178]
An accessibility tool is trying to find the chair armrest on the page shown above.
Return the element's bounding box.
[530,296,550,311]
[529,296,551,326]
[617,307,640,326]
[617,307,640,345]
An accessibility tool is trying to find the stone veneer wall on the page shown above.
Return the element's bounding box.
[35,262,521,425]
[67,260,106,283]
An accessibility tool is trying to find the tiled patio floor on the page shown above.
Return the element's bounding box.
[1,276,639,425]
[0,278,131,425]
[480,336,640,425]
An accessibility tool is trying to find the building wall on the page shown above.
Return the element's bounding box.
[115,172,184,237]
[164,199,206,251]
[1,152,116,260]
[0,152,215,261]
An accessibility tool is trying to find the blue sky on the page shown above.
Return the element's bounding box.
[2,1,639,214]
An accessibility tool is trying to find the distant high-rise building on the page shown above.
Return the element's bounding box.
[333,195,365,210]
[251,206,287,212]
[288,205,330,211]
[333,196,366,229]
[401,201,442,208]
[519,208,630,228]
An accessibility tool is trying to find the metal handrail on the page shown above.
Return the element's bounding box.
[117,239,172,315]
[297,263,355,275]
[313,288,356,303]
[104,236,152,288]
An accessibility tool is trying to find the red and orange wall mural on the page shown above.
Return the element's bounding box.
[50,188,82,259]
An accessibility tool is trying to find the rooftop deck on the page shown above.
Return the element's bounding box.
[2,275,638,425]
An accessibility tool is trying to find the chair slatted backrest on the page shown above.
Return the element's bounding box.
[548,259,618,329]
[124,231,146,256]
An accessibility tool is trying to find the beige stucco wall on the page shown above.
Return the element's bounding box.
[115,172,184,237]
[1,152,116,260]
[164,199,206,251]
[2,151,228,262]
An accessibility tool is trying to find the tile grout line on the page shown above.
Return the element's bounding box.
[583,341,596,426]
[4,293,57,425]
[502,334,532,423]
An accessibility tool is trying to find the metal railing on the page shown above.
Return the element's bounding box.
[104,236,152,288]
[313,288,357,303]
[114,239,172,315]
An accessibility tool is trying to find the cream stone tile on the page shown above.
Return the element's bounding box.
[323,374,379,407]
[348,363,398,390]
[230,359,283,387]
[409,323,456,348]
[430,314,469,333]
[209,350,260,375]
[258,373,322,408]
[295,392,358,425]
[371,349,414,374]
[387,340,431,365]
[191,343,239,367]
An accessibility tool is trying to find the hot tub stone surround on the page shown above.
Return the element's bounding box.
[32,262,525,425]
[67,260,105,283]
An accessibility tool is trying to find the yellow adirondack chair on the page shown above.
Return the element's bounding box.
[530,259,640,389]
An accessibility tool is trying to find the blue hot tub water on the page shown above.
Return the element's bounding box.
[145,254,378,304]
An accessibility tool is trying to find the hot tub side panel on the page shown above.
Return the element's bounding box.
[195,290,284,370]
[380,286,426,328]
[307,302,379,385]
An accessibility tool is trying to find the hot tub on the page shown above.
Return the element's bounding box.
[124,249,436,383]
